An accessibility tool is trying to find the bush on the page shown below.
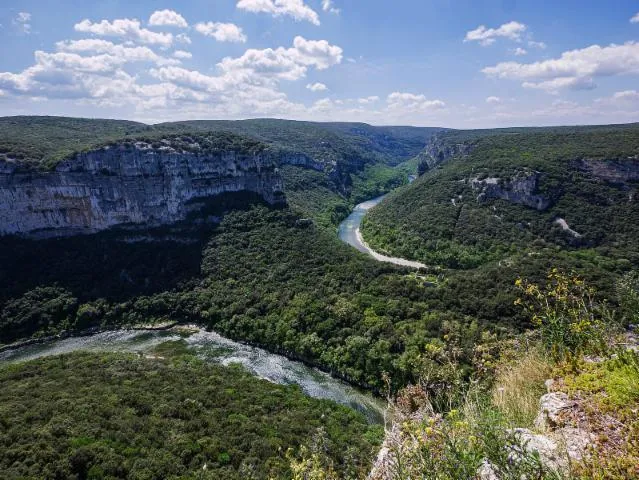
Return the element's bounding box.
[515,269,613,358]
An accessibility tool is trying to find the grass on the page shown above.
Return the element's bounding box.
[560,349,639,416]
[492,345,553,428]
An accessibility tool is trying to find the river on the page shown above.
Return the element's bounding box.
[0,327,386,424]
[338,191,427,269]
[0,187,422,426]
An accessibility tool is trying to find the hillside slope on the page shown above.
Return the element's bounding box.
[363,123,639,269]
[0,116,438,175]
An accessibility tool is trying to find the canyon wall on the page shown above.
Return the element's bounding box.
[0,140,285,237]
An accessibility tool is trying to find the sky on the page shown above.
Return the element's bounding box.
[0,0,638,128]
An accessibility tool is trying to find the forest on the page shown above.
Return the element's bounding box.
[2,118,639,478]
[0,348,379,479]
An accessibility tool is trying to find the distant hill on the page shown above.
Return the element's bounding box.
[0,116,440,173]
[362,122,639,268]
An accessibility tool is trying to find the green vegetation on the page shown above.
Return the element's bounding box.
[0,350,378,479]
[0,198,503,393]
[0,116,437,176]
[363,123,639,268]
[2,118,639,478]
[0,116,149,169]
[377,271,639,480]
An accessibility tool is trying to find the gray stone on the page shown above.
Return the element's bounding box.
[470,171,551,211]
[511,428,568,472]
[477,460,500,480]
[0,141,285,237]
[535,392,575,430]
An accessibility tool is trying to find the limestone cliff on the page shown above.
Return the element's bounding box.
[470,171,551,210]
[417,134,474,172]
[576,157,639,183]
[0,137,285,237]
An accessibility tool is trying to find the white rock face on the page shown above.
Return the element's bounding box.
[535,392,575,430]
[471,172,550,211]
[0,143,284,237]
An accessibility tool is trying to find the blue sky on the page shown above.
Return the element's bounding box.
[0,0,638,127]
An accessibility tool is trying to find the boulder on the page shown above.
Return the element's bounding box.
[535,392,575,430]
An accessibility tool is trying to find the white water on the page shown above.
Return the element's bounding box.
[0,327,386,423]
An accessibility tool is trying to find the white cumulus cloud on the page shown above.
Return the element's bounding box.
[173,50,192,59]
[218,36,342,82]
[631,12,639,23]
[13,11,32,34]
[74,18,173,48]
[512,47,528,56]
[56,39,179,66]
[322,0,340,14]
[387,92,446,111]
[237,0,320,25]
[486,96,501,104]
[194,22,247,43]
[482,41,639,93]
[306,82,328,91]
[149,10,188,28]
[464,21,527,46]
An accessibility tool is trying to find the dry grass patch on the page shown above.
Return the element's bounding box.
[492,347,552,428]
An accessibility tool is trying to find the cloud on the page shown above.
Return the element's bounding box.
[74,18,173,48]
[322,0,340,14]
[0,31,344,117]
[218,36,342,82]
[56,39,179,66]
[149,10,188,28]
[358,95,379,104]
[464,21,526,46]
[237,0,320,26]
[311,97,333,111]
[631,12,639,23]
[482,41,639,92]
[613,89,639,100]
[386,92,446,111]
[486,96,501,104]
[13,11,32,34]
[596,90,639,107]
[528,40,547,49]
[149,66,229,93]
[173,50,192,59]
[512,47,527,56]
[194,22,247,43]
[306,82,328,91]
[176,33,192,44]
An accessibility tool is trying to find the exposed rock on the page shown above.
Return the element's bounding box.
[0,140,285,237]
[417,135,473,172]
[512,428,568,472]
[554,217,582,238]
[555,427,593,463]
[577,157,639,183]
[535,392,576,430]
[477,460,500,480]
[471,172,551,210]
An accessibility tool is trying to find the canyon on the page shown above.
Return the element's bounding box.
[0,138,285,237]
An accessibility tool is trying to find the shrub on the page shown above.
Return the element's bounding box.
[515,269,613,358]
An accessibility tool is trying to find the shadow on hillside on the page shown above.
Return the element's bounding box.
[0,192,278,306]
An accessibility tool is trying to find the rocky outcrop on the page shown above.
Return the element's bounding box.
[577,157,639,183]
[417,135,473,172]
[277,151,327,173]
[471,172,551,210]
[0,138,285,237]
